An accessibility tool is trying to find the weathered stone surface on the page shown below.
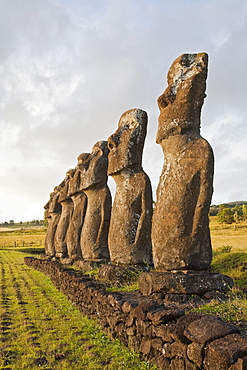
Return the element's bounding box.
[229,356,247,370]
[44,186,62,256]
[131,300,162,320]
[153,355,171,370]
[136,319,153,337]
[79,141,111,261]
[138,271,233,296]
[184,315,240,345]
[167,312,206,343]
[187,342,204,368]
[204,334,247,370]
[153,324,174,342]
[107,109,153,265]
[185,359,199,370]
[147,308,185,326]
[140,338,152,355]
[54,169,75,258]
[170,357,185,370]
[170,340,188,358]
[152,52,214,271]
[151,337,164,351]
[66,153,89,259]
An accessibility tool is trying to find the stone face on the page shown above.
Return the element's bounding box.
[152,53,214,271]
[66,153,90,259]
[138,270,234,296]
[44,186,62,256]
[107,109,153,265]
[79,141,111,261]
[54,169,75,258]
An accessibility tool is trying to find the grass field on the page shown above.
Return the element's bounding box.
[210,216,247,252]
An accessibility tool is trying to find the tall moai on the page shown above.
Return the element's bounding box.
[44,186,62,257]
[151,53,214,271]
[78,141,111,261]
[107,109,153,266]
[54,169,75,258]
[66,153,90,260]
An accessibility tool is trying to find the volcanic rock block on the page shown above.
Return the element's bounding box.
[107,108,153,266]
[44,186,62,256]
[152,52,214,271]
[66,153,90,259]
[204,334,247,370]
[79,141,111,261]
[184,315,240,345]
[54,169,75,258]
[138,270,233,297]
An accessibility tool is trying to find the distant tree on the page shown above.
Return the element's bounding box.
[233,205,243,223]
[217,206,234,224]
[242,204,247,221]
[4,221,8,225]
[9,220,14,225]
[20,221,23,224]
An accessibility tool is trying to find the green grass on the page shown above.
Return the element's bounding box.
[192,296,247,323]
[211,250,247,289]
[0,247,157,370]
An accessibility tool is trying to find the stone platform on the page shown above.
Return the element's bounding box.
[138,270,234,297]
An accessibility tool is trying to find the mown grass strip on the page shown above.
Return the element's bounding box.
[0,248,157,370]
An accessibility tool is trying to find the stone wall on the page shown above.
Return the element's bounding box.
[24,257,247,370]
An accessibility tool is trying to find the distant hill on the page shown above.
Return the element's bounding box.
[209,201,247,216]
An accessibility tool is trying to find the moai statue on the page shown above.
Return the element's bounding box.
[152,53,214,271]
[54,169,75,258]
[79,141,111,261]
[66,153,90,260]
[107,109,153,266]
[44,185,62,257]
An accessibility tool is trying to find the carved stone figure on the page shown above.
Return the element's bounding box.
[44,186,62,257]
[151,53,214,271]
[54,169,75,258]
[107,109,153,266]
[66,153,90,259]
[79,141,111,261]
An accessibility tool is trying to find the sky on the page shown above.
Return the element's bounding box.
[0,0,246,223]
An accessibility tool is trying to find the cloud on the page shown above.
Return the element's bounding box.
[0,0,246,221]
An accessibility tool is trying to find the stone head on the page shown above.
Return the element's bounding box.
[156,53,208,143]
[65,168,76,180]
[108,109,147,175]
[76,153,90,169]
[58,169,75,202]
[67,153,90,196]
[79,141,109,189]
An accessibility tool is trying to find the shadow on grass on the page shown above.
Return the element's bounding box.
[212,251,247,289]
[2,246,45,255]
